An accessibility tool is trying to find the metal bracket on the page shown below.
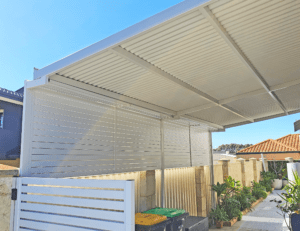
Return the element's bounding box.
[11,188,17,201]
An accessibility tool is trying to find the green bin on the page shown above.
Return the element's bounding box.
[143,208,189,231]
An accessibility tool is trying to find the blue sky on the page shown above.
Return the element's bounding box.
[1,0,299,147]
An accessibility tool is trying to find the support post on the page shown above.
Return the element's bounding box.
[195,166,206,216]
[259,157,269,171]
[140,170,156,212]
[208,131,216,210]
[250,158,258,182]
[237,158,246,186]
[218,159,230,180]
[125,180,135,231]
[261,153,266,171]
[160,119,165,208]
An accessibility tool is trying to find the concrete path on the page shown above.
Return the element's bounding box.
[209,190,290,231]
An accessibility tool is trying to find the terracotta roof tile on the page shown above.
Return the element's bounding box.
[238,138,297,153]
[276,134,300,151]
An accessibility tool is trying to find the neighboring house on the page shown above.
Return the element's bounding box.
[237,134,300,161]
[213,150,236,164]
[0,87,23,159]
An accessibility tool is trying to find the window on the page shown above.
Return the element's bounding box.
[0,111,3,129]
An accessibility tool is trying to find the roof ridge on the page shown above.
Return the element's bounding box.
[238,139,274,152]
[271,139,298,151]
[0,87,24,98]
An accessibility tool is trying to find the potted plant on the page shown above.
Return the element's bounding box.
[209,205,229,228]
[269,160,285,189]
[270,170,300,231]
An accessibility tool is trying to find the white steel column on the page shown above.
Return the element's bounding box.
[160,118,165,208]
[208,131,216,209]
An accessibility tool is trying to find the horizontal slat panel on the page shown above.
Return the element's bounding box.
[34,107,115,125]
[21,194,125,210]
[31,148,114,155]
[20,177,126,189]
[22,185,125,199]
[20,211,124,231]
[34,117,114,131]
[30,160,115,168]
[33,123,115,135]
[29,164,116,174]
[20,203,125,222]
[19,220,91,231]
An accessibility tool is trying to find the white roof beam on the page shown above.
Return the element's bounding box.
[49,75,224,129]
[200,6,288,115]
[111,46,254,123]
[178,78,300,116]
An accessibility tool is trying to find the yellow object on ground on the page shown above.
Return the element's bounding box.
[135,213,167,225]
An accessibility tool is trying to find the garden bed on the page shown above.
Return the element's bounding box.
[210,173,276,229]
[241,189,274,216]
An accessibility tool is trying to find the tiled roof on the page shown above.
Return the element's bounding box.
[238,136,299,153]
[276,134,300,151]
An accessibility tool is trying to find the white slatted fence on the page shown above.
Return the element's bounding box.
[12,177,134,231]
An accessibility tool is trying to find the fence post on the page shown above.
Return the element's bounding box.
[250,158,258,182]
[195,166,206,217]
[259,158,269,171]
[125,180,135,231]
[140,170,156,212]
[237,158,246,186]
[218,159,230,180]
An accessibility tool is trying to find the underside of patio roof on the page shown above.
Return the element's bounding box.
[34,0,300,130]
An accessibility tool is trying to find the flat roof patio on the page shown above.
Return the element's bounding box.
[33,0,300,130]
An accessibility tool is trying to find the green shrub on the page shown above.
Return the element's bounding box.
[237,212,243,221]
[252,181,267,199]
[260,171,276,192]
[209,205,229,222]
[222,197,241,220]
[235,186,256,211]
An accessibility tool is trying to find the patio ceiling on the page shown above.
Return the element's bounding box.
[34,0,300,130]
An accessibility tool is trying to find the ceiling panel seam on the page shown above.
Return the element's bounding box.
[177,78,300,116]
[199,6,288,115]
[111,46,254,123]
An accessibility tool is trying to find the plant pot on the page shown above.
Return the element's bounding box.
[282,179,288,187]
[291,213,300,230]
[223,217,238,227]
[216,220,223,228]
[271,179,282,190]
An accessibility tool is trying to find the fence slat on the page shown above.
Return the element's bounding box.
[20,203,125,222]
[21,185,125,199]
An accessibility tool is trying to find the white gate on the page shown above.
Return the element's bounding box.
[10,177,135,231]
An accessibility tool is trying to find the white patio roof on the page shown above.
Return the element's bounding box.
[34,0,300,130]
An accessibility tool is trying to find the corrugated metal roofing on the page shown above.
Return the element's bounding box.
[33,0,300,129]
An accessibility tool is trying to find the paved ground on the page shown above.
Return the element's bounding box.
[209,190,290,231]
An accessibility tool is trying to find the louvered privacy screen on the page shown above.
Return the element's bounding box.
[20,83,212,178]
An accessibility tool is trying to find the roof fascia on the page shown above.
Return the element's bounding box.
[0,96,23,106]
